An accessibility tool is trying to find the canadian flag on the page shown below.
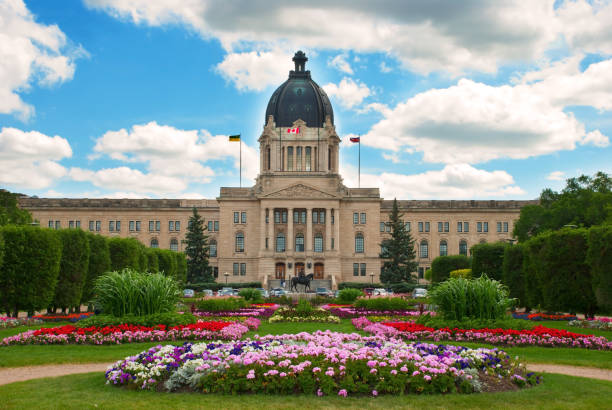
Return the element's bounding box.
[287,127,300,134]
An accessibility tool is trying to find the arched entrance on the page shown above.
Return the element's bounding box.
[314,263,324,279]
[294,262,305,277]
[275,263,286,280]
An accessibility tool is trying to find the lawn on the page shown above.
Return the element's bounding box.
[1,372,611,409]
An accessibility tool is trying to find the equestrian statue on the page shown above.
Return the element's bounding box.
[290,272,314,292]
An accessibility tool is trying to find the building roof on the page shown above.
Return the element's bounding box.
[18,197,219,209]
[381,199,539,210]
[264,51,334,128]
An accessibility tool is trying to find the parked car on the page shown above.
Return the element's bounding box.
[412,288,428,298]
[217,287,234,296]
[373,288,388,296]
[270,288,287,297]
[182,289,195,298]
[315,287,332,297]
[256,288,269,298]
[363,287,374,296]
[202,289,213,297]
[333,289,340,298]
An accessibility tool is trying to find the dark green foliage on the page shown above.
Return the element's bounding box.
[337,282,384,290]
[522,235,545,310]
[587,225,612,312]
[108,237,144,271]
[354,297,413,311]
[502,244,526,308]
[185,207,212,283]
[175,252,187,284]
[187,282,262,291]
[380,199,418,283]
[157,249,177,278]
[81,233,111,306]
[0,189,32,226]
[145,248,159,273]
[514,171,612,241]
[431,255,470,283]
[238,288,263,303]
[337,288,363,303]
[53,229,90,310]
[415,315,535,330]
[76,312,197,328]
[389,282,424,294]
[196,297,248,312]
[0,226,61,316]
[470,242,507,281]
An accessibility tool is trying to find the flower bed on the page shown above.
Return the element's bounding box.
[268,307,340,323]
[32,312,95,323]
[353,317,612,350]
[322,305,435,319]
[1,320,258,346]
[512,313,578,321]
[105,331,538,395]
[0,317,43,328]
[569,319,612,331]
[193,306,278,319]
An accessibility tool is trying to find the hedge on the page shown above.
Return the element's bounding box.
[523,235,545,310]
[431,255,470,283]
[175,252,187,284]
[108,237,144,271]
[157,249,177,279]
[53,229,90,311]
[502,244,526,308]
[587,225,612,312]
[145,248,159,273]
[337,282,384,290]
[470,242,506,281]
[81,233,111,307]
[450,268,472,279]
[0,226,62,316]
[186,282,262,291]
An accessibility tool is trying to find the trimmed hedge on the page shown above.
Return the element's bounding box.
[337,288,363,303]
[337,282,384,290]
[175,252,187,284]
[502,244,526,308]
[108,237,144,271]
[81,233,111,306]
[157,249,177,279]
[431,255,470,283]
[470,242,507,281]
[77,312,197,328]
[354,297,413,311]
[0,226,62,316]
[587,225,612,312]
[145,248,159,273]
[53,229,90,311]
[187,282,262,291]
[450,268,472,279]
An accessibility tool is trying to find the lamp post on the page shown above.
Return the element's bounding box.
[506,238,517,245]
[223,272,229,285]
[370,272,374,284]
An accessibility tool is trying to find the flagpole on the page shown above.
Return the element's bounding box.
[358,135,361,188]
[240,138,242,188]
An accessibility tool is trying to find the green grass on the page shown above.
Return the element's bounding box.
[1,372,611,409]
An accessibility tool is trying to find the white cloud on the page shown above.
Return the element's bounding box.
[557,0,612,55]
[341,163,525,199]
[0,127,72,189]
[323,77,371,109]
[0,0,82,119]
[382,152,401,164]
[546,171,565,181]
[328,53,353,74]
[580,130,610,147]
[379,61,392,73]
[69,166,187,195]
[215,49,292,91]
[42,189,150,199]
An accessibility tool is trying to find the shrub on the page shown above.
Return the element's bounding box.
[157,249,177,279]
[470,242,507,281]
[175,252,187,284]
[196,297,248,312]
[337,282,384,290]
[0,226,62,316]
[145,248,159,273]
[389,282,422,294]
[53,229,90,311]
[95,269,180,317]
[522,235,545,310]
[238,288,263,303]
[108,237,144,271]
[337,288,363,303]
[77,312,197,328]
[354,297,413,311]
[424,268,432,282]
[81,233,111,307]
[431,255,470,283]
[295,299,313,314]
[587,225,612,312]
[429,276,514,321]
[450,269,472,279]
[502,244,526,308]
[187,282,262,291]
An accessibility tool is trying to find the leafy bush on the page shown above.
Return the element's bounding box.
[53,229,90,311]
[587,225,612,312]
[338,282,383,290]
[157,249,177,279]
[389,282,423,294]
[430,276,514,321]
[470,242,507,281]
[337,288,363,303]
[431,255,470,283]
[450,269,472,279]
[196,297,248,312]
[502,244,526,308]
[354,297,413,311]
[188,282,262,291]
[145,248,159,273]
[108,237,144,271]
[0,226,62,316]
[522,235,545,310]
[424,268,432,282]
[175,252,187,284]
[95,269,180,317]
[81,233,111,307]
[77,312,197,328]
[415,314,535,330]
[238,288,263,303]
[295,299,314,315]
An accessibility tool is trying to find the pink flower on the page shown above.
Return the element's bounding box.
[246,370,255,379]
[338,389,348,397]
[424,375,431,381]
[372,390,378,396]
[317,389,323,397]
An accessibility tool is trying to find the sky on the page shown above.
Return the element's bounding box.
[1,0,611,200]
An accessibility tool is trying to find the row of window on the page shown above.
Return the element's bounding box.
[233,262,247,276]
[233,212,247,224]
[207,220,219,232]
[149,238,179,251]
[353,212,366,224]
[353,263,367,276]
[379,221,510,233]
[271,209,330,224]
[416,240,471,259]
[285,146,313,171]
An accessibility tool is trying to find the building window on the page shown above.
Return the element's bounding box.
[503,222,509,232]
[282,210,287,223]
[317,210,324,224]
[174,221,180,231]
[266,146,271,170]
[109,221,115,232]
[477,222,482,232]
[296,146,302,171]
[276,233,286,252]
[48,220,53,229]
[418,222,423,232]
[301,210,306,224]
[386,223,391,232]
[265,209,269,223]
[380,222,385,232]
[444,222,449,232]
[235,232,244,252]
[151,238,159,248]
[233,263,239,276]
[305,147,311,171]
[438,222,443,233]
[418,267,424,278]
[439,240,448,256]
[136,221,141,231]
[75,220,81,228]
[214,221,219,231]
[55,221,60,230]
[331,237,334,249]
[116,221,121,231]
[169,221,174,231]
[295,233,304,252]
[355,233,364,253]
[89,221,94,231]
[241,212,247,224]
[69,221,74,229]
[360,213,366,224]
[213,266,219,278]
[420,241,429,258]
[287,146,293,171]
[331,209,334,224]
[129,221,135,231]
[353,212,359,224]
[234,212,239,223]
[459,240,468,256]
[457,222,462,233]
[95,221,101,232]
[208,221,213,232]
[170,238,178,251]
[210,240,217,257]
[361,263,366,276]
[353,263,359,276]
[497,222,502,233]
[483,222,488,233]
[314,233,323,252]
[240,263,246,276]
[293,210,299,223]
[405,222,411,232]
[425,222,430,232]
[464,222,469,232]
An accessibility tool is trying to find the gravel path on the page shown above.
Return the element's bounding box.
[526,364,612,381]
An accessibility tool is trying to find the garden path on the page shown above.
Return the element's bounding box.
[1,362,610,386]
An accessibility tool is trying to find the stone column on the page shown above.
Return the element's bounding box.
[334,208,340,252]
[260,206,266,252]
[325,207,332,251]
[306,207,313,252]
[287,207,293,251]
[266,208,272,250]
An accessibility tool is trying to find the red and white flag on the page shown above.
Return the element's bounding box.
[350,136,360,143]
[287,127,300,134]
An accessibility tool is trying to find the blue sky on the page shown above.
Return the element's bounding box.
[1,0,611,200]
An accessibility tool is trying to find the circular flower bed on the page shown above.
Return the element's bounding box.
[1,320,258,346]
[569,318,612,331]
[268,307,340,324]
[105,331,538,395]
[322,305,435,319]
[0,317,43,328]
[32,312,95,323]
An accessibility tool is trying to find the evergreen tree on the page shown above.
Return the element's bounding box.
[0,189,32,226]
[185,207,212,283]
[379,199,418,284]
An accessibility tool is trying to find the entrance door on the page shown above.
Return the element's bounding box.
[275,263,286,280]
[295,262,305,277]
[314,263,324,279]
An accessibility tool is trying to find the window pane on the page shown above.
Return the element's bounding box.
[240,263,246,276]
[504,222,508,232]
[305,147,311,171]
[241,212,247,223]
[89,221,94,231]
[360,263,366,276]
[214,221,219,231]
[294,210,299,222]
[314,234,323,252]
[276,234,285,252]
[459,241,468,255]
[295,234,304,252]
[444,222,449,232]
[353,213,358,224]
[438,222,443,232]
[353,263,359,276]
[151,239,158,248]
[136,221,141,231]
[156,221,160,231]
[169,221,174,231]
[116,221,121,231]
[274,211,280,224]
[69,221,74,229]
[96,221,101,231]
[319,211,325,224]
[208,221,213,231]
[464,222,469,232]
[296,146,302,171]
[418,222,423,232]
[170,239,178,251]
[49,220,54,229]
[109,221,114,231]
[234,212,239,223]
[76,221,81,228]
[457,222,462,232]
[484,222,488,232]
[477,222,482,232]
[405,222,411,232]
[210,241,217,257]
[425,222,430,232]
[380,222,385,232]
[301,211,306,224]
[360,213,366,224]
[439,241,448,256]
[175,221,180,231]
[282,211,287,223]
[233,263,239,275]
[313,211,318,224]
[355,234,364,253]
[287,146,293,171]
[236,233,244,252]
[420,241,428,258]
[130,221,135,231]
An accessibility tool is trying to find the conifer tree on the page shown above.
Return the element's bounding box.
[380,199,418,284]
[185,207,212,283]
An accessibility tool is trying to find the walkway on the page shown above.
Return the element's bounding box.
[526,364,612,382]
